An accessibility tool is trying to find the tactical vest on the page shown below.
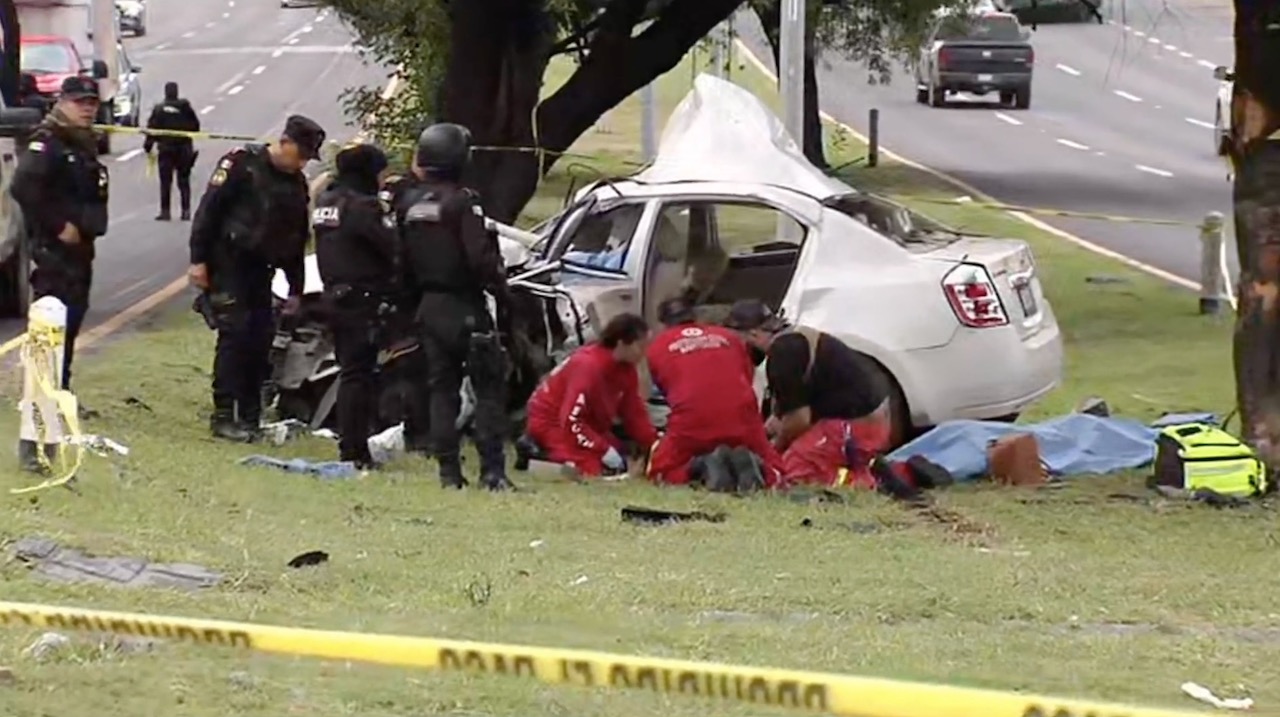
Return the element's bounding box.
[33,127,109,237]
[399,183,476,296]
[224,145,306,263]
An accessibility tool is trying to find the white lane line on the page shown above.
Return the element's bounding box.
[115,148,143,162]
[228,85,244,96]
[1147,37,1159,44]
[1186,117,1215,129]
[301,25,313,33]
[1198,59,1217,69]
[272,48,285,57]
[994,112,1022,126]
[1180,51,1193,58]
[1135,164,1173,177]
[181,30,195,38]
[252,65,266,75]
[200,105,215,114]
[1163,44,1177,51]
[288,37,300,45]
[222,12,230,18]
[1055,63,1080,76]
[1113,89,1142,102]
[229,0,235,4]
[216,71,246,93]
[1133,30,1145,37]
[154,42,169,50]
[205,21,216,28]
[1056,138,1090,150]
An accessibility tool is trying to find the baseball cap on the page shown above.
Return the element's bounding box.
[283,114,326,160]
[724,299,788,332]
[60,76,99,100]
[657,296,697,326]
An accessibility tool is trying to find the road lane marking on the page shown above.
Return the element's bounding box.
[182,30,195,38]
[1132,30,1145,37]
[1180,51,1193,58]
[216,71,246,93]
[272,48,285,57]
[1055,138,1089,150]
[994,112,1021,126]
[200,105,215,114]
[155,42,169,50]
[301,25,313,33]
[1054,63,1080,76]
[288,37,300,45]
[252,65,266,75]
[1135,164,1173,177]
[115,148,143,162]
[1186,117,1215,129]
[1163,44,1177,51]
[1147,37,1159,44]
[205,21,216,28]
[1113,90,1142,102]
[223,12,230,18]
[1198,59,1217,69]
[228,85,244,96]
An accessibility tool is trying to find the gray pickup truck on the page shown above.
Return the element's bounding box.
[914,11,1035,109]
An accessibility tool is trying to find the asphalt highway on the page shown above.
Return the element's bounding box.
[0,0,386,344]
[738,0,1235,283]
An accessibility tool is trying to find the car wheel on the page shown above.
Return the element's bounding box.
[999,90,1014,105]
[929,82,946,108]
[915,85,928,104]
[1013,86,1031,110]
[859,355,912,449]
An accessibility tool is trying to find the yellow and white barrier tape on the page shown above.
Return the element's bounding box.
[15,322,84,494]
[0,601,1211,717]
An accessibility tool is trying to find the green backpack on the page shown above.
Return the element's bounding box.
[1150,423,1267,497]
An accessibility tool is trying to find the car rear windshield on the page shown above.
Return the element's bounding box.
[937,14,1023,42]
[21,44,76,74]
[827,193,967,247]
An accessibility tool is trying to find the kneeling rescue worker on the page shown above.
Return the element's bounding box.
[313,142,398,468]
[394,123,514,491]
[525,312,657,478]
[725,299,894,488]
[188,114,326,442]
[646,297,781,491]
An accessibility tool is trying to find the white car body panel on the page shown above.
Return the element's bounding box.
[516,75,1063,426]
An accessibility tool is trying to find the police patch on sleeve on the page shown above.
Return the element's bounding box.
[210,168,228,186]
[27,141,44,152]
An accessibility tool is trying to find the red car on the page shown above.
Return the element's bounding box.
[19,35,114,153]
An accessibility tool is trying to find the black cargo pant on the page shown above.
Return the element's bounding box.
[417,291,507,474]
[30,238,94,390]
[209,251,275,424]
[327,291,381,463]
[157,150,193,215]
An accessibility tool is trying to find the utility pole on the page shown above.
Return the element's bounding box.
[779,0,806,148]
[710,22,725,77]
[640,82,657,161]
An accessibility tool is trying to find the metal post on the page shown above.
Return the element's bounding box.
[868,108,880,168]
[711,23,725,77]
[779,0,806,148]
[726,15,736,80]
[640,82,657,162]
[1199,211,1231,315]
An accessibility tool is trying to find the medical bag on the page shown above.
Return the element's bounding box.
[1149,423,1267,497]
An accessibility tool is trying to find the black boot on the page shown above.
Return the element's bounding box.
[479,445,516,492]
[703,445,738,493]
[438,454,468,489]
[727,446,766,493]
[18,439,48,474]
[155,211,171,221]
[210,408,253,442]
[180,208,191,221]
[238,405,263,443]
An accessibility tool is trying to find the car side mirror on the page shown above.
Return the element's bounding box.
[1213,65,1230,81]
[0,107,44,138]
[91,59,109,79]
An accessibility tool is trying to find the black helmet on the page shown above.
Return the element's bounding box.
[415,123,472,176]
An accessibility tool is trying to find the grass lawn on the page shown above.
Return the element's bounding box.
[0,50,1271,717]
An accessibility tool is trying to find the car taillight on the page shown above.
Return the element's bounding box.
[938,48,952,68]
[1026,48,1035,65]
[943,264,1008,328]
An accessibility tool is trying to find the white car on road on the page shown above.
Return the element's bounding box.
[1214,65,1234,156]
[504,75,1064,442]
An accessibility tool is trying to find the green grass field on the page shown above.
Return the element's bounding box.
[0,49,1269,717]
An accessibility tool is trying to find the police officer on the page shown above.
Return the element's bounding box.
[395,123,514,490]
[143,81,201,221]
[188,114,325,442]
[10,76,109,399]
[313,142,398,467]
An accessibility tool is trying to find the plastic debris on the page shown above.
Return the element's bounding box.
[237,455,358,480]
[261,419,310,446]
[67,434,129,456]
[1181,682,1253,710]
[367,423,405,464]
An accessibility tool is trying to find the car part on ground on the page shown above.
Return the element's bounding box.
[914,11,1034,110]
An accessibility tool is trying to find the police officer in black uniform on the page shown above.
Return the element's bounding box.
[394,123,514,490]
[188,114,325,442]
[313,142,398,467]
[143,81,201,221]
[11,76,109,400]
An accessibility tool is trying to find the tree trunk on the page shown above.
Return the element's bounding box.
[754,1,828,168]
[1230,1,1280,466]
[0,0,19,107]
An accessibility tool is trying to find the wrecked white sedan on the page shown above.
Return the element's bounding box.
[501,74,1063,440]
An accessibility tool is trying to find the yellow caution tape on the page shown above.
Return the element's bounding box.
[14,321,84,494]
[0,601,1211,717]
[93,124,257,143]
[145,150,156,179]
[890,195,1200,227]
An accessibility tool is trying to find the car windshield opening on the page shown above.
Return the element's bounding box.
[828,193,970,246]
[553,204,644,274]
[937,14,1022,41]
[21,45,76,74]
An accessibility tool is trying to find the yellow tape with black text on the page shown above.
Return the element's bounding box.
[0,601,1210,717]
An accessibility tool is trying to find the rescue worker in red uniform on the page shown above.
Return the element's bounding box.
[725,300,895,489]
[525,312,658,477]
[646,297,782,490]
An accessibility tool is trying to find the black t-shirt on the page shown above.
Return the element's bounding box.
[765,331,889,420]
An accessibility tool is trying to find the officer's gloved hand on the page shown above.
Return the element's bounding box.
[602,447,625,472]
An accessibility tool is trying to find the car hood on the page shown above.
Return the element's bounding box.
[633,74,852,200]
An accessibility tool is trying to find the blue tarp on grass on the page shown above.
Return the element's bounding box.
[886,414,1159,481]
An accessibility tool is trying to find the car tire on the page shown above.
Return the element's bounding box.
[928,82,946,108]
[1013,86,1031,110]
[915,85,928,104]
[858,355,912,449]
[999,90,1015,105]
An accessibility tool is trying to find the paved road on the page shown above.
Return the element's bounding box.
[0,0,385,344]
[738,0,1235,283]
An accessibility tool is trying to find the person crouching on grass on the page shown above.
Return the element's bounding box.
[724,299,894,489]
[523,312,657,478]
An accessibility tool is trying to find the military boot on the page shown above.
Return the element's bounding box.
[438,454,468,489]
[18,440,48,474]
[727,446,766,494]
[702,445,738,493]
[478,445,516,492]
[210,408,253,443]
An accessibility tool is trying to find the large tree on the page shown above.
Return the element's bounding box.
[1229,2,1280,469]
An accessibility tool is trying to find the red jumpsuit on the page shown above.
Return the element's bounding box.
[525,343,658,477]
[645,324,783,486]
